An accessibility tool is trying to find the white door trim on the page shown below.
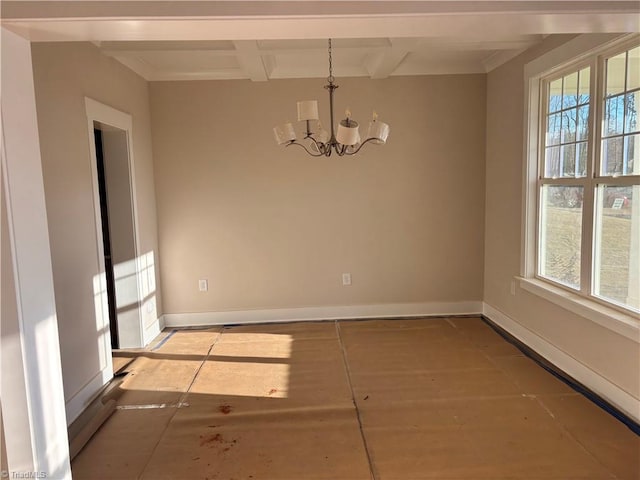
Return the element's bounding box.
[85,97,145,349]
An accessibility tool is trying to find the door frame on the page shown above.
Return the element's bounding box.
[85,97,145,351]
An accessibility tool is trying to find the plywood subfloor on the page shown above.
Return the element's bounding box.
[111,355,133,375]
[72,317,639,480]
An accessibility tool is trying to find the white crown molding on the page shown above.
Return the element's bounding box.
[148,69,249,81]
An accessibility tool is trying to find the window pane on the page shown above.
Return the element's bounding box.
[602,137,624,175]
[601,47,640,178]
[545,146,560,177]
[545,112,561,146]
[625,91,639,134]
[549,78,563,113]
[576,105,589,141]
[594,186,640,312]
[625,134,639,175]
[604,94,624,137]
[578,67,590,105]
[606,52,626,96]
[627,46,640,91]
[539,185,583,289]
[562,71,578,108]
[576,142,588,177]
[561,144,576,177]
[562,108,578,143]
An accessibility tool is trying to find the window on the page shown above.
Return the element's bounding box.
[535,38,640,316]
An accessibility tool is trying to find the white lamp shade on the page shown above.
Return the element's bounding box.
[367,120,390,144]
[336,119,360,146]
[273,123,296,145]
[297,100,319,121]
[315,124,330,144]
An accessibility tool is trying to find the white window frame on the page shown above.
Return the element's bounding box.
[521,33,640,343]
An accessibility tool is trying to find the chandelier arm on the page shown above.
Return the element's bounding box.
[285,141,324,157]
[342,137,378,156]
[305,134,328,154]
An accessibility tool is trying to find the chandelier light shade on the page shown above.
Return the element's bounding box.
[273,39,390,156]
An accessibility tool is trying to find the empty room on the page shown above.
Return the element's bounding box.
[1,2,639,479]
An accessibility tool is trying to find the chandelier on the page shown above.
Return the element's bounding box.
[273,39,390,156]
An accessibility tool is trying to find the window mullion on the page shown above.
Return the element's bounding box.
[580,58,601,297]
[539,178,587,186]
[534,80,550,278]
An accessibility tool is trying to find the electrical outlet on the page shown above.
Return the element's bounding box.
[510,280,516,296]
[342,273,352,286]
[199,279,208,292]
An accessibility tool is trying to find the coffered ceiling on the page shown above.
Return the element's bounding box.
[95,35,545,81]
[2,1,639,81]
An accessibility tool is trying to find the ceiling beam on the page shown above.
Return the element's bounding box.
[368,39,418,79]
[3,12,638,43]
[233,40,268,81]
[3,1,640,21]
[481,48,529,73]
[107,55,156,81]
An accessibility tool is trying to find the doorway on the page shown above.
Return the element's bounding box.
[86,98,145,355]
[93,126,119,349]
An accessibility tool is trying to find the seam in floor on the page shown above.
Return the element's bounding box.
[136,329,222,479]
[335,320,379,480]
[462,320,622,479]
[479,315,640,436]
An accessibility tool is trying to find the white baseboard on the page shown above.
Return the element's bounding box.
[483,303,639,423]
[66,316,164,425]
[64,367,112,425]
[162,301,483,328]
[143,317,163,346]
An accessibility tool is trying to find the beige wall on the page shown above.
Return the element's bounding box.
[484,35,640,400]
[151,75,486,314]
[31,42,162,409]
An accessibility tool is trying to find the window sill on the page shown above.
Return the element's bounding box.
[518,277,640,343]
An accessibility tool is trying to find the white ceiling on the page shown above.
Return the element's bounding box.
[2,1,639,81]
